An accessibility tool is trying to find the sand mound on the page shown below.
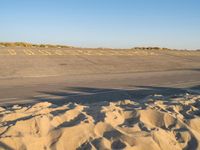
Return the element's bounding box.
[0,94,200,150]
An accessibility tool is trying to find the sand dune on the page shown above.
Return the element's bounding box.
[0,93,200,150]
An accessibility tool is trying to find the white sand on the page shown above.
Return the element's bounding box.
[0,93,200,150]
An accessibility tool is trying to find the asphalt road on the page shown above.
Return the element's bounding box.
[0,69,200,106]
[0,47,200,106]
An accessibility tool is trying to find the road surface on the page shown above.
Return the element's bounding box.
[0,69,199,106]
[0,47,200,106]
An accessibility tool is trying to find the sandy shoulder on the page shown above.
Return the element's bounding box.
[0,93,200,150]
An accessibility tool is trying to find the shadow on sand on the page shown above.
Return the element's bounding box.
[33,85,200,105]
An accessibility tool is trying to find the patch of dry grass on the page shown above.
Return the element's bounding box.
[0,42,73,48]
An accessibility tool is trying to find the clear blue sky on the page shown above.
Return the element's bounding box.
[0,0,200,49]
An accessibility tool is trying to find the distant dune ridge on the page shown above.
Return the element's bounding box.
[0,42,73,48]
[0,42,167,50]
[0,93,200,150]
[0,42,199,51]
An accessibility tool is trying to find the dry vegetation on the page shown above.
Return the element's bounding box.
[133,47,171,50]
[0,42,73,48]
[0,42,200,53]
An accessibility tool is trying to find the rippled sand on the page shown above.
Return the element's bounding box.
[0,93,200,150]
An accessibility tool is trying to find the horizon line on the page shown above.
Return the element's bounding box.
[0,41,199,51]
